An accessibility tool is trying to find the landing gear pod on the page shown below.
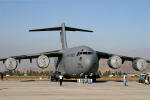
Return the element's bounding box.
[107,56,122,69]
[37,55,50,68]
[132,58,147,71]
[5,58,17,70]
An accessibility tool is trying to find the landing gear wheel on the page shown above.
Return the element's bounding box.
[92,78,96,82]
[51,77,59,82]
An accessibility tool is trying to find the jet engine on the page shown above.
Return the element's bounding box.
[5,58,18,70]
[107,56,122,69]
[37,55,50,68]
[132,58,147,71]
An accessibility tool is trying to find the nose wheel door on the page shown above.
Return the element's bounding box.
[77,56,83,69]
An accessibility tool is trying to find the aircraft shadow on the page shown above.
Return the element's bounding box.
[114,80,123,82]
[63,80,108,83]
[94,80,108,83]
[20,80,35,82]
[96,80,123,83]
[63,80,77,82]
[0,88,8,91]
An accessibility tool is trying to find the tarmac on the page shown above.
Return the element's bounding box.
[0,80,150,100]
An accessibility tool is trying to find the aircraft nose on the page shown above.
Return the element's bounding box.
[83,55,98,72]
[84,57,93,66]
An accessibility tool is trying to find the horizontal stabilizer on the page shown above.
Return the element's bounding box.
[29,27,61,32]
[29,26,93,32]
[65,27,93,32]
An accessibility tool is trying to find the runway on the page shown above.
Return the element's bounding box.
[0,80,150,100]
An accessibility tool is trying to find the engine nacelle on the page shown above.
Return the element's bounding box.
[37,55,50,69]
[5,58,18,70]
[132,58,147,71]
[107,56,122,69]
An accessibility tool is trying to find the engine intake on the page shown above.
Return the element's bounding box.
[37,55,50,69]
[5,58,18,70]
[132,58,147,71]
[107,56,122,69]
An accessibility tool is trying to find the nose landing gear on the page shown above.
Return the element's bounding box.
[88,73,100,82]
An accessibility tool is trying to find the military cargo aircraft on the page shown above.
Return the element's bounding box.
[0,23,150,81]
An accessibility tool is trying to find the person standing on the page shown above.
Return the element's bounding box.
[148,74,150,83]
[145,73,149,85]
[142,75,145,83]
[1,73,4,80]
[145,73,148,80]
[123,75,127,86]
[59,75,63,86]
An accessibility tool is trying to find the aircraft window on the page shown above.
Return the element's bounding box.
[77,51,93,56]
[77,52,83,56]
[76,52,79,56]
[83,52,88,54]
[87,52,92,54]
[81,52,92,55]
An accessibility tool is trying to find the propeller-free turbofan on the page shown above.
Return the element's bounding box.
[132,58,147,71]
[107,56,122,69]
[37,55,50,69]
[5,58,18,70]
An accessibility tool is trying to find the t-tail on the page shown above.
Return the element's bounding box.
[29,23,93,50]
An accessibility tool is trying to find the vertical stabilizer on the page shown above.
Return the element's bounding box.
[60,23,67,50]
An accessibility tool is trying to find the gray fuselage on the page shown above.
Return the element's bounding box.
[55,46,99,78]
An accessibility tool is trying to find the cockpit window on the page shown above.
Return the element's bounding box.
[76,52,92,56]
[83,52,87,54]
[87,52,92,54]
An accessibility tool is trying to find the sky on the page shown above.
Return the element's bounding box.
[0,0,150,70]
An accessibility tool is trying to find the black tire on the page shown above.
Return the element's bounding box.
[51,77,59,82]
[92,78,96,82]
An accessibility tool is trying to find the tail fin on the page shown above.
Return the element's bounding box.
[29,23,93,50]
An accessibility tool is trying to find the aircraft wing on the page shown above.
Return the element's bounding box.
[0,50,63,62]
[96,51,150,63]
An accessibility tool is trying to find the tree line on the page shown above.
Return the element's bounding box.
[0,70,126,77]
[0,70,53,76]
[96,70,127,77]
